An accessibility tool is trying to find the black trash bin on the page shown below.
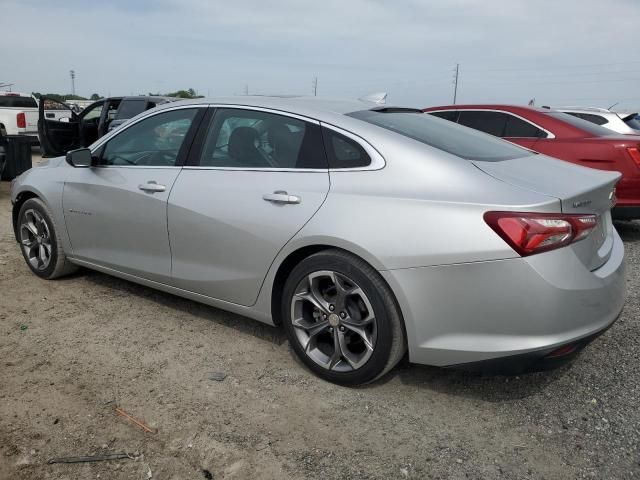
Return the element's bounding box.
[1,135,33,181]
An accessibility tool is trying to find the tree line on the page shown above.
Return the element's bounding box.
[31,88,203,102]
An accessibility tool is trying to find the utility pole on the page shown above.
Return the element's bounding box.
[452,63,459,104]
[244,84,249,96]
[312,76,318,96]
[70,70,76,96]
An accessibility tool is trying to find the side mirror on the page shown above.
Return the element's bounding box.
[66,148,93,168]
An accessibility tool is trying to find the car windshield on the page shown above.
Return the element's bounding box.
[0,96,37,108]
[347,110,533,161]
[623,114,640,131]
[545,111,613,136]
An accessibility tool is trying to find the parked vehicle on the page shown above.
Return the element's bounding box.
[0,92,39,143]
[0,92,39,180]
[548,106,640,135]
[38,96,175,157]
[424,104,640,219]
[12,97,624,384]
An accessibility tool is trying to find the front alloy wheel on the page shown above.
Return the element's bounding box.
[17,198,78,279]
[20,208,53,271]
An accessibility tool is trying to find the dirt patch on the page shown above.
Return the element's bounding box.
[1,163,639,479]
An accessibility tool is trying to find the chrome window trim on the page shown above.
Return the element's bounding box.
[320,122,386,171]
[90,165,182,170]
[88,103,385,172]
[182,166,327,172]
[428,108,557,140]
[206,104,321,125]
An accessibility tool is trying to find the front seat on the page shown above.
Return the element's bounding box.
[228,127,269,167]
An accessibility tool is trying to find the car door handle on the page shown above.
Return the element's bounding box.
[138,181,166,193]
[262,191,301,204]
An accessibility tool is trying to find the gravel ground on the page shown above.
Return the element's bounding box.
[0,154,638,479]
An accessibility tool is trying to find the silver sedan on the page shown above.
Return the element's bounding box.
[11,97,625,385]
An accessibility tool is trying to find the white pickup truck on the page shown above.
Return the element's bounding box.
[0,92,40,143]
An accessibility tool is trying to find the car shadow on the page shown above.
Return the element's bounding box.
[387,361,572,402]
[75,269,569,400]
[614,220,640,241]
[81,269,287,346]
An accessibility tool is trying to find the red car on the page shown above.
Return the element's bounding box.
[423,104,640,219]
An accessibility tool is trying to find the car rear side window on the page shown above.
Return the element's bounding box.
[99,108,198,166]
[115,100,146,120]
[624,114,640,130]
[322,129,371,168]
[0,96,37,108]
[348,110,533,162]
[428,110,459,122]
[503,114,547,138]
[199,108,327,169]
[457,111,508,137]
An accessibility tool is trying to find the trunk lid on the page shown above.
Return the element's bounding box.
[473,154,620,270]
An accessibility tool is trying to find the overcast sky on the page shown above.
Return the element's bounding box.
[2,0,639,109]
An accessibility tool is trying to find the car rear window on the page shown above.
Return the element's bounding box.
[545,111,613,136]
[115,99,146,120]
[623,114,640,130]
[347,110,533,162]
[0,96,37,108]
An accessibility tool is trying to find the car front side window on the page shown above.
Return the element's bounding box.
[98,108,198,167]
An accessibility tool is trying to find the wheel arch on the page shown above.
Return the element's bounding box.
[269,243,405,340]
[12,190,41,242]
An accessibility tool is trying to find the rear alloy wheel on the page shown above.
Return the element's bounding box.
[18,198,78,279]
[282,250,406,385]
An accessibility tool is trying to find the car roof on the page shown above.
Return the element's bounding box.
[550,106,613,114]
[120,95,176,102]
[424,104,553,114]
[152,95,381,123]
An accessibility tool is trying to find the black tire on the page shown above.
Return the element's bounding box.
[282,249,406,386]
[17,198,78,279]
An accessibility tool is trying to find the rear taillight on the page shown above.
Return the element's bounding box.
[484,211,598,256]
[16,112,26,129]
[626,147,640,167]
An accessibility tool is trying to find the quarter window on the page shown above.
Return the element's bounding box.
[199,108,327,169]
[322,129,371,168]
[503,114,547,138]
[99,108,197,166]
[457,111,508,137]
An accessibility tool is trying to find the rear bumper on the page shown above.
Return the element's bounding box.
[445,318,617,374]
[382,231,626,367]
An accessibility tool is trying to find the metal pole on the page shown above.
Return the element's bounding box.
[453,63,459,104]
[312,77,317,96]
[70,70,76,96]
